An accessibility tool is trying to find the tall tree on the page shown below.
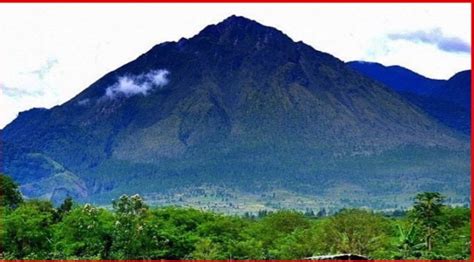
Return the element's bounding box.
[411,192,445,252]
[110,194,150,259]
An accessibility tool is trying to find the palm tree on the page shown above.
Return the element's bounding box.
[412,192,445,252]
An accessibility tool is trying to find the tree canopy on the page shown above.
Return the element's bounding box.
[0,175,470,260]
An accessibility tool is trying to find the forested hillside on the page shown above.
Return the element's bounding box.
[347,61,471,134]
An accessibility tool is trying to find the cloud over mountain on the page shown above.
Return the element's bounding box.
[388,28,470,54]
[105,69,170,98]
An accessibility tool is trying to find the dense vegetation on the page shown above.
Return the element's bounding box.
[0,174,470,260]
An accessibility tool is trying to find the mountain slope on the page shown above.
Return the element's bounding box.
[2,16,469,211]
[0,139,87,204]
[347,61,471,134]
[435,70,470,109]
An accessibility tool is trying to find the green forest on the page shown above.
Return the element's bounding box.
[0,174,470,260]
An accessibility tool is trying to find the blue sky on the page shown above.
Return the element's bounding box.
[0,3,471,128]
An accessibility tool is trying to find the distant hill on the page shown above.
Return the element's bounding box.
[347,61,470,134]
[1,16,469,212]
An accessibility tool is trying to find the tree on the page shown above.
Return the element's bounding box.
[191,238,222,259]
[0,190,468,260]
[0,174,23,209]
[112,194,148,216]
[318,209,391,257]
[249,210,310,258]
[110,194,151,259]
[431,206,471,259]
[197,214,248,259]
[3,200,55,259]
[148,207,212,259]
[53,204,114,259]
[54,196,74,222]
[411,192,445,252]
[259,210,309,235]
[58,196,73,214]
[230,238,265,259]
[268,227,321,259]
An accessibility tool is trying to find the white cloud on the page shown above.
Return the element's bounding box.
[0,3,470,128]
[1,83,43,98]
[105,69,170,99]
[388,28,470,54]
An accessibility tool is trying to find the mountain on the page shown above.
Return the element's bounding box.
[436,70,471,109]
[347,61,471,134]
[0,139,87,204]
[1,16,469,212]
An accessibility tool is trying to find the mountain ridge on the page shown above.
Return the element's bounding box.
[2,16,469,211]
[347,61,471,134]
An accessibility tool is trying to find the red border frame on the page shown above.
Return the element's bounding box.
[0,0,471,2]
[470,2,473,261]
[0,0,470,2]
[0,1,471,261]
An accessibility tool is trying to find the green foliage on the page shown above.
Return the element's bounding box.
[229,238,265,259]
[268,226,320,259]
[3,200,55,259]
[413,192,445,226]
[0,173,23,209]
[110,194,150,259]
[393,222,424,259]
[191,238,222,259]
[146,207,209,259]
[316,209,392,258]
[53,204,114,259]
[0,192,470,260]
[430,206,471,259]
[251,210,310,253]
[411,192,445,252]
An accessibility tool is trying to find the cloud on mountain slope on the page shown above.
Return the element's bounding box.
[105,69,170,99]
